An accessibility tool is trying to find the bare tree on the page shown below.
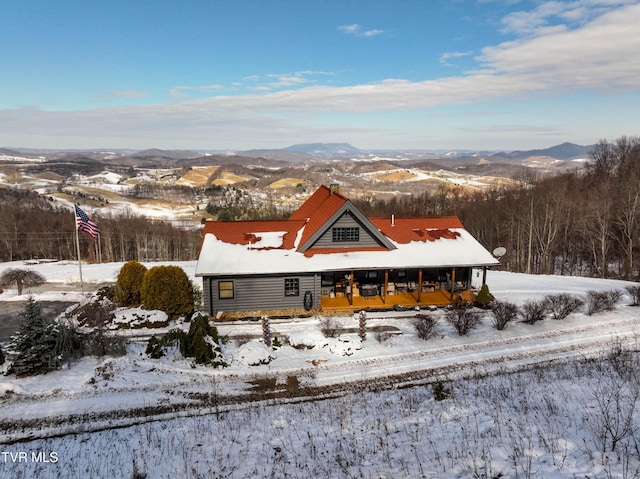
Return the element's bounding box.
[0,268,47,295]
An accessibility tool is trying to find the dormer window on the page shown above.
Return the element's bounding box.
[332,227,359,242]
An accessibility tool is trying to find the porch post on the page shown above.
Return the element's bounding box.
[383,270,389,304]
[348,271,354,306]
[417,268,423,303]
[450,268,456,300]
[482,266,487,286]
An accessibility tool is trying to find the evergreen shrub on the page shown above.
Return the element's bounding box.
[114,260,147,306]
[140,265,195,318]
[475,284,495,309]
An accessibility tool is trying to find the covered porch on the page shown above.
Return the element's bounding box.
[319,266,484,312]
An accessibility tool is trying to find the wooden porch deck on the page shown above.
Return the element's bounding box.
[320,290,476,312]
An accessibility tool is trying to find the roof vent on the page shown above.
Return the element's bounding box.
[391,214,395,226]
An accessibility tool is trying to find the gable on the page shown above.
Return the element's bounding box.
[297,202,396,253]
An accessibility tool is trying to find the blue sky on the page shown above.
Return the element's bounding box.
[1,0,639,151]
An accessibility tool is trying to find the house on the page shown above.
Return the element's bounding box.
[195,184,500,314]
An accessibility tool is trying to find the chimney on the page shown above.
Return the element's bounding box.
[329,183,340,195]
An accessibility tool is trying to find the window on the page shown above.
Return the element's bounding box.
[332,227,359,242]
[218,280,234,299]
[284,278,300,296]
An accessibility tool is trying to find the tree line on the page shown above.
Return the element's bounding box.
[353,136,640,280]
[2,135,639,279]
[0,189,202,263]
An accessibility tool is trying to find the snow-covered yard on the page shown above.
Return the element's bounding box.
[1,260,640,478]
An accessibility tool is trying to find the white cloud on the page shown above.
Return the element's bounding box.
[169,84,223,98]
[104,90,147,99]
[439,50,474,66]
[2,3,639,149]
[338,23,384,37]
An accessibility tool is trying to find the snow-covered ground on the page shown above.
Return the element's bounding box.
[1,260,639,478]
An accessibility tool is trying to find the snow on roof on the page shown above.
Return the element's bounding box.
[195,227,499,276]
[196,185,500,276]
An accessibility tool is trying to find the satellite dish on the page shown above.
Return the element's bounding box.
[493,246,507,258]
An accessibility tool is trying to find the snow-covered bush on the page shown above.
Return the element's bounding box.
[543,293,584,320]
[155,314,226,367]
[445,306,481,336]
[412,313,438,340]
[328,336,362,356]
[520,299,547,324]
[288,329,326,349]
[586,290,623,316]
[490,300,518,330]
[236,342,276,366]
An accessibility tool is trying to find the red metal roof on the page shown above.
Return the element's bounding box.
[202,190,466,252]
[370,217,463,244]
[202,219,305,250]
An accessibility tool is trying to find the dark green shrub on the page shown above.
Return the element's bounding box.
[432,381,452,401]
[140,265,195,318]
[475,284,495,309]
[155,315,226,367]
[7,298,126,376]
[7,297,60,376]
[114,260,147,306]
[145,336,165,359]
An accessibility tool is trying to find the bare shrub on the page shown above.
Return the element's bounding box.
[319,316,341,338]
[412,313,438,340]
[490,300,518,330]
[544,293,584,320]
[586,290,623,316]
[85,328,128,357]
[445,307,481,336]
[374,330,392,343]
[625,284,640,306]
[519,299,546,324]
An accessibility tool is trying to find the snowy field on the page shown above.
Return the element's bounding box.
[1,260,640,478]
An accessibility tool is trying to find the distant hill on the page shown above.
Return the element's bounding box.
[132,149,202,160]
[283,143,362,158]
[236,149,315,163]
[492,142,594,161]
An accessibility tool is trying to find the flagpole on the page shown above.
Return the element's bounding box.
[74,206,84,294]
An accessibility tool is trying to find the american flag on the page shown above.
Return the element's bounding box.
[75,204,100,238]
